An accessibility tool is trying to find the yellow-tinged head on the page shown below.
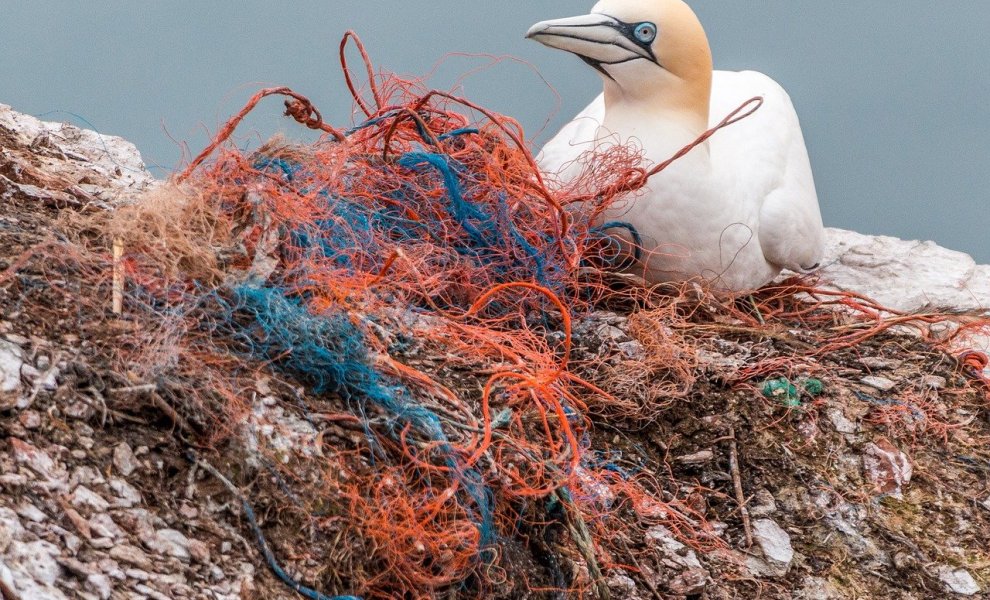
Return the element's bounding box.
[527,0,713,127]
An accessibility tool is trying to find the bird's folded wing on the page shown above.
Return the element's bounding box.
[711,70,825,271]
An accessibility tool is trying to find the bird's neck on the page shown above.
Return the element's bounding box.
[601,82,712,162]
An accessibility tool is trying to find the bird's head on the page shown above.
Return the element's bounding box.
[527,0,712,122]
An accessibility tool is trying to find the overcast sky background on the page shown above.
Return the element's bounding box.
[2,2,988,261]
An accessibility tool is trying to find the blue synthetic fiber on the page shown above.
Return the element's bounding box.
[438,127,480,141]
[592,221,643,263]
[229,284,495,546]
[398,151,555,289]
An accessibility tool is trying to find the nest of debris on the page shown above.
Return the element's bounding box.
[1,33,988,600]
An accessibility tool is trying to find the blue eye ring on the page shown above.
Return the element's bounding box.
[634,22,657,44]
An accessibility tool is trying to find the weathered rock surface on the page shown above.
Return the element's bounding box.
[821,228,990,315]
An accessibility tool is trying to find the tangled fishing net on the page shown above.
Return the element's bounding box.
[22,32,988,599]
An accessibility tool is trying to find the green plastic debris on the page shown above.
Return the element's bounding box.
[762,377,824,407]
[763,378,800,406]
[802,378,825,397]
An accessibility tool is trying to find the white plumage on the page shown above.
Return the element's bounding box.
[529,0,825,292]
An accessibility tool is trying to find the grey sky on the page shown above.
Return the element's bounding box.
[3,1,988,261]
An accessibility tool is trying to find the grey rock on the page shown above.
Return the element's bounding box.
[827,407,858,435]
[113,443,137,477]
[860,376,897,392]
[70,486,110,514]
[145,529,192,563]
[938,566,981,596]
[10,438,64,484]
[86,573,113,600]
[108,478,141,508]
[0,508,26,553]
[88,514,125,540]
[752,519,794,574]
[749,489,778,518]
[125,568,151,581]
[675,450,715,465]
[858,357,903,370]
[90,537,114,550]
[15,504,47,524]
[108,544,152,570]
[0,339,24,394]
[8,539,62,586]
[18,410,42,430]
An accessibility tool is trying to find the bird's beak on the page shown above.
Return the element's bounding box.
[526,14,653,66]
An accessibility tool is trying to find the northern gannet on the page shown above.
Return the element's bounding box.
[528,0,825,292]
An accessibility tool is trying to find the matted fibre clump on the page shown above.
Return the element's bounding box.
[70,32,989,600]
[93,33,718,599]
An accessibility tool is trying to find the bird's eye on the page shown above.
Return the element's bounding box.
[634,22,657,44]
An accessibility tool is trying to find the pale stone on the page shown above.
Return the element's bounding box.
[752,519,794,572]
[15,504,47,524]
[112,443,137,477]
[0,340,24,393]
[860,376,896,392]
[938,566,981,596]
[70,486,110,514]
[145,529,191,563]
[108,544,152,570]
[827,407,859,434]
[863,440,913,498]
[8,540,62,585]
[108,478,141,508]
[86,573,113,600]
[821,228,990,314]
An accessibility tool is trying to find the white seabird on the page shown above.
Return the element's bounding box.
[528,0,825,292]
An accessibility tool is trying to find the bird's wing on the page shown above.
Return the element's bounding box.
[710,70,825,271]
[536,93,605,187]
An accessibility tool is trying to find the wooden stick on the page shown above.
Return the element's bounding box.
[729,426,754,549]
[112,238,124,315]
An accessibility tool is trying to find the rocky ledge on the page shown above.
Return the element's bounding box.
[1,104,988,599]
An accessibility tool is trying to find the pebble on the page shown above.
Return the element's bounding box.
[752,518,794,572]
[827,407,858,434]
[108,478,142,508]
[10,438,62,482]
[113,443,137,477]
[863,440,913,498]
[749,489,778,518]
[0,339,24,393]
[858,357,903,370]
[86,573,113,600]
[8,539,63,585]
[16,503,48,523]
[145,528,192,562]
[938,566,981,596]
[668,567,708,596]
[187,539,211,564]
[88,514,124,540]
[70,486,111,514]
[861,376,897,392]
[675,450,715,465]
[125,568,151,581]
[109,544,152,570]
[19,410,42,429]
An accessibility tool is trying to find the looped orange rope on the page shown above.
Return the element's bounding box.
[958,350,990,390]
[177,87,345,182]
[340,30,384,118]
